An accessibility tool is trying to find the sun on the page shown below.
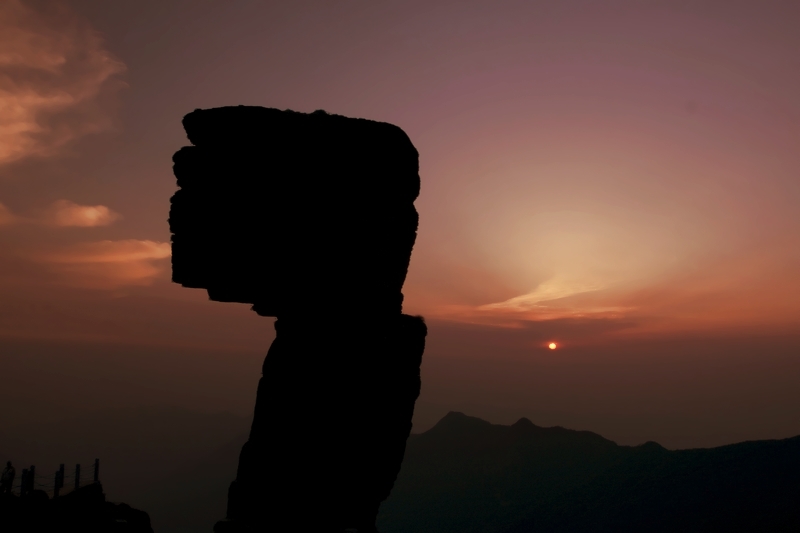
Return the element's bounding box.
[548,342,557,350]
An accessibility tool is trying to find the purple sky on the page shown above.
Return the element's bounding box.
[2,0,800,449]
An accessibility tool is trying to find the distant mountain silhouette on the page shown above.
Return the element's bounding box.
[22,409,792,532]
[378,412,800,533]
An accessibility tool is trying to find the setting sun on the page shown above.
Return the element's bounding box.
[548,342,557,350]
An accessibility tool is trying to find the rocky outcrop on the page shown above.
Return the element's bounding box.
[170,107,427,532]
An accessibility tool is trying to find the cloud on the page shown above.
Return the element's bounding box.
[426,238,800,339]
[40,239,171,288]
[478,277,610,314]
[0,0,125,166]
[0,199,121,227]
[44,199,121,227]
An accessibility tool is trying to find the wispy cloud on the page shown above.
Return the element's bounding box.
[0,0,125,166]
[0,199,121,227]
[43,199,121,227]
[39,239,171,288]
[479,277,608,313]
[426,239,800,338]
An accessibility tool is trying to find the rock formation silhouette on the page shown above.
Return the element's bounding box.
[169,106,427,532]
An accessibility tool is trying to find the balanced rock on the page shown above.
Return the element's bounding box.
[170,106,426,532]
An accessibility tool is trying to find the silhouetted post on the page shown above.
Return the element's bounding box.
[54,464,64,498]
[20,469,28,497]
[93,458,99,483]
[74,464,80,491]
[20,466,34,496]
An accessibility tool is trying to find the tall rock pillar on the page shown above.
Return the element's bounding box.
[169,107,426,532]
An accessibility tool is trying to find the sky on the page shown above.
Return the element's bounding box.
[2,0,800,455]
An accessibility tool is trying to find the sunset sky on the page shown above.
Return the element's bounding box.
[2,0,800,451]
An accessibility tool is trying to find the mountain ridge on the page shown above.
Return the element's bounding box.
[379,411,800,533]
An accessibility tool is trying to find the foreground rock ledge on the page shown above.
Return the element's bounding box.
[0,483,153,533]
